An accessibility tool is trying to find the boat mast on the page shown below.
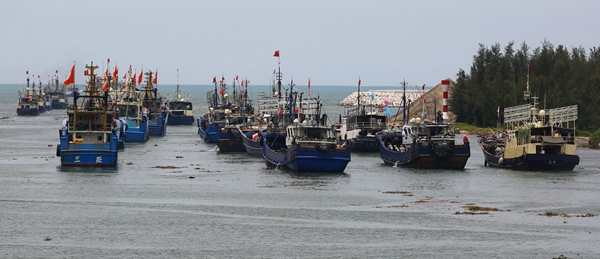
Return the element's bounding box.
[402,80,406,125]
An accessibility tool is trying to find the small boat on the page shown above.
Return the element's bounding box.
[140,70,168,136]
[115,69,149,143]
[166,70,195,125]
[57,62,119,167]
[479,69,579,171]
[376,79,470,169]
[261,79,351,172]
[16,77,41,116]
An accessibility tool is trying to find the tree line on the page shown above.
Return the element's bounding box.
[450,40,600,133]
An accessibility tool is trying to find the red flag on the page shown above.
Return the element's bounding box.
[212,76,216,83]
[133,72,137,86]
[26,70,29,75]
[84,69,89,76]
[222,75,224,81]
[152,70,157,84]
[55,70,58,74]
[219,88,224,95]
[422,83,426,90]
[358,78,361,86]
[308,77,311,87]
[102,67,109,92]
[137,69,143,85]
[273,69,276,74]
[112,64,118,82]
[273,50,279,57]
[235,75,238,81]
[241,80,244,86]
[63,63,75,86]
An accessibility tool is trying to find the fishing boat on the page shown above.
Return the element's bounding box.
[479,69,579,171]
[140,70,168,136]
[57,62,119,167]
[216,78,256,152]
[198,77,231,143]
[166,70,195,125]
[47,76,68,109]
[16,76,41,116]
[115,69,149,143]
[338,81,388,152]
[376,79,470,169]
[261,79,351,172]
[37,81,52,113]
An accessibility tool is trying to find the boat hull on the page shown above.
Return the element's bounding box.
[241,130,263,156]
[263,144,351,172]
[167,115,195,125]
[148,113,168,136]
[349,136,380,152]
[262,131,351,172]
[59,137,118,167]
[217,126,246,152]
[479,141,579,171]
[377,132,470,169]
[17,108,40,116]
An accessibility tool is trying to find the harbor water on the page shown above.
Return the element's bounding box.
[1,84,599,258]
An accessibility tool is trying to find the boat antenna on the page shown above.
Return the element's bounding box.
[402,80,406,125]
[524,63,531,104]
[357,77,361,115]
[288,79,295,125]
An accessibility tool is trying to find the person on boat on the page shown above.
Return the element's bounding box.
[393,145,399,151]
[387,142,393,150]
[61,118,69,136]
[463,135,469,143]
[399,145,406,152]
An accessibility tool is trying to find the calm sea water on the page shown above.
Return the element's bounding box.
[1,84,599,258]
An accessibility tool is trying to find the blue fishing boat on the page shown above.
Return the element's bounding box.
[57,62,119,167]
[376,80,470,169]
[261,79,351,172]
[16,76,41,116]
[239,123,266,156]
[198,77,230,143]
[167,70,195,125]
[140,70,168,136]
[115,70,149,143]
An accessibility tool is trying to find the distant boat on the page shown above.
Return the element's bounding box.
[57,62,119,167]
[47,77,68,109]
[261,79,351,172]
[479,69,579,171]
[167,70,195,125]
[198,77,232,143]
[16,77,41,116]
[140,70,168,136]
[376,79,470,169]
[337,80,389,152]
[216,78,256,152]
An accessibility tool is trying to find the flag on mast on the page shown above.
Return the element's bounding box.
[63,62,75,86]
[273,50,279,57]
[112,64,118,82]
[153,70,158,84]
[102,67,109,92]
[137,68,143,85]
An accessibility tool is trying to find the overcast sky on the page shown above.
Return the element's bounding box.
[1,0,598,86]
